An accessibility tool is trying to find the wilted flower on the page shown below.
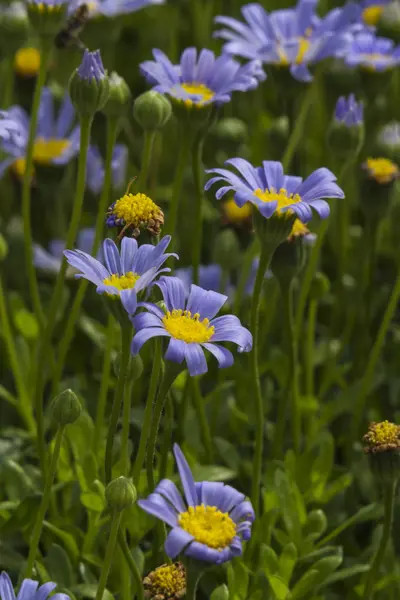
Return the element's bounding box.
[34,228,100,276]
[14,46,40,77]
[143,563,186,600]
[344,31,400,70]
[363,420,400,484]
[86,144,128,195]
[68,0,164,18]
[106,191,164,238]
[363,157,400,183]
[0,88,79,179]
[0,572,69,600]
[334,94,364,126]
[138,444,255,563]
[131,276,252,376]
[140,47,265,108]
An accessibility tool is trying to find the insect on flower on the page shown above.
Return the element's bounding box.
[54,3,89,49]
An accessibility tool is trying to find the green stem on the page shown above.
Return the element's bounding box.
[94,315,116,455]
[351,272,400,442]
[146,365,179,492]
[305,299,318,398]
[2,56,15,108]
[33,114,93,474]
[118,530,144,600]
[191,378,213,463]
[21,43,51,329]
[250,244,276,516]
[159,397,173,481]
[164,126,193,237]
[191,135,205,285]
[51,118,119,396]
[105,326,132,483]
[185,561,202,600]
[94,512,121,600]
[121,380,133,476]
[363,480,397,600]
[0,277,35,433]
[139,130,156,190]
[131,339,161,486]
[24,426,65,578]
[233,238,258,316]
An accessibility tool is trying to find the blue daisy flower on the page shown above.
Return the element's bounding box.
[344,31,400,70]
[34,228,102,275]
[205,158,344,222]
[140,47,265,108]
[335,93,364,126]
[360,0,391,26]
[131,276,252,376]
[0,572,69,600]
[64,236,177,316]
[69,0,164,18]
[214,1,360,82]
[0,87,80,179]
[86,143,128,194]
[138,443,255,563]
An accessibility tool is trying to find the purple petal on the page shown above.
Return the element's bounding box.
[120,289,138,316]
[131,327,170,355]
[165,527,194,558]
[218,485,246,513]
[121,237,138,273]
[185,343,208,376]
[199,482,225,507]
[16,580,39,600]
[184,541,234,564]
[138,497,178,527]
[133,311,163,330]
[155,479,187,513]
[230,500,255,523]
[165,338,186,363]
[186,285,227,320]
[202,343,234,369]
[173,443,198,506]
[103,239,122,274]
[156,276,186,312]
[36,583,57,600]
[0,573,17,600]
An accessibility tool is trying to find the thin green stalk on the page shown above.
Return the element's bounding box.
[191,135,205,285]
[105,326,132,483]
[139,130,156,190]
[21,43,52,329]
[118,530,144,600]
[233,238,258,316]
[121,380,133,476]
[185,561,202,600]
[0,277,35,433]
[159,397,173,481]
[131,339,161,486]
[94,315,116,455]
[94,512,122,600]
[24,426,65,578]
[51,118,119,396]
[164,126,193,237]
[33,114,93,474]
[191,378,213,463]
[250,244,276,516]
[305,298,318,398]
[363,480,397,600]
[351,272,400,442]
[146,365,179,492]
[2,56,15,108]
[273,280,300,457]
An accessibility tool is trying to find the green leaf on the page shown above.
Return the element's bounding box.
[267,575,290,600]
[210,585,230,600]
[279,543,298,584]
[191,465,236,482]
[320,564,369,588]
[319,473,353,503]
[312,553,343,585]
[0,493,41,534]
[80,491,105,513]
[14,308,39,340]
[42,521,80,564]
[310,433,334,501]
[227,560,249,599]
[0,542,24,569]
[291,569,320,599]
[260,544,279,575]
[44,544,74,588]
[0,385,17,407]
[316,504,381,548]
[72,584,114,600]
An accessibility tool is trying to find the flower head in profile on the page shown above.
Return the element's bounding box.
[0,572,69,600]
[34,228,100,276]
[140,47,265,108]
[0,87,79,179]
[361,0,391,26]
[335,94,364,127]
[344,31,400,71]
[106,190,164,239]
[131,276,252,376]
[86,144,128,195]
[143,562,185,600]
[363,157,400,184]
[139,444,255,563]
[64,236,176,315]
[68,0,164,18]
[214,1,360,82]
[205,159,344,222]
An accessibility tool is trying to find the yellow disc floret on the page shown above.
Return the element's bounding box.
[180,82,215,107]
[362,5,384,26]
[11,137,71,179]
[277,37,310,65]
[289,218,310,239]
[162,310,215,344]
[254,187,302,216]
[363,420,400,453]
[178,505,236,550]
[103,272,140,291]
[14,47,41,77]
[223,198,252,224]
[365,157,399,184]
[33,3,63,13]
[111,193,164,236]
[143,562,186,599]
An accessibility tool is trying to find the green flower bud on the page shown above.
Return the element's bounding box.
[309,272,330,300]
[212,229,241,272]
[69,49,110,119]
[52,389,82,426]
[212,117,248,144]
[304,509,328,538]
[0,234,9,262]
[114,353,143,382]
[133,91,172,132]
[106,476,137,512]
[26,1,68,39]
[0,2,29,56]
[102,72,131,120]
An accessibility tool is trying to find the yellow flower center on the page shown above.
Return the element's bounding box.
[178,505,236,550]
[112,193,162,228]
[102,272,140,291]
[289,219,310,239]
[162,310,215,343]
[362,5,384,26]
[11,137,71,178]
[14,47,41,77]
[32,2,64,13]
[254,187,302,216]
[364,420,400,452]
[180,82,215,107]
[12,158,29,179]
[360,53,393,71]
[144,563,186,597]
[365,157,399,184]
[223,198,252,223]
[277,37,311,65]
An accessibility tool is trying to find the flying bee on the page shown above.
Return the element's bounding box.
[54,3,89,50]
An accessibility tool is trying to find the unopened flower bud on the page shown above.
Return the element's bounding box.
[212,229,240,272]
[133,91,172,132]
[102,72,131,120]
[114,353,143,382]
[327,95,364,161]
[52,389,82,426]
[212,117,248,144]
[304,509,328,538]
[106,476,137,512]
[310,272,330,300]
[363,420,400,485]
[69,49,110,119]
[0,234,9,261]
[26,0,68,39]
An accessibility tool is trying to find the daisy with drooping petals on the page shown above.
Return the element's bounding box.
[138,443,255,564]
[131,276,252,376]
